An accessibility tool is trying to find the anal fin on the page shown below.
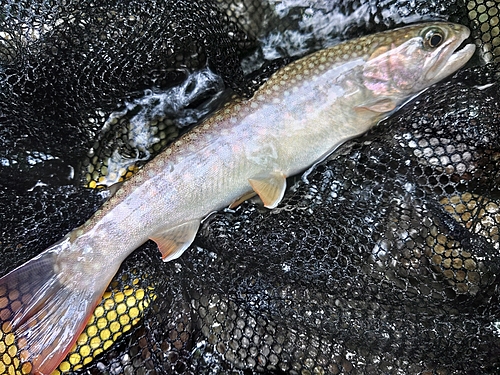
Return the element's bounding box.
[150,219,201,262]
[354,98,397,113]
[248,171,287,209]
[229,190,257,209]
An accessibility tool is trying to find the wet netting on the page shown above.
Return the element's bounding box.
[1,0,499,374]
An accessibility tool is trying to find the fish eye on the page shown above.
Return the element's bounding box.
[424,29,444,48]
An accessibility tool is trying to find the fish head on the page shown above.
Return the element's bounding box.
[361,22,476,101]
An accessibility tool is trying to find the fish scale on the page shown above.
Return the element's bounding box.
[0,22,475,375]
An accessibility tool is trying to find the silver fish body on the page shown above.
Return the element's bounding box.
[0,22,475,374]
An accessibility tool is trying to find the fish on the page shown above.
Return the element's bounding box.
[0,22,475,374]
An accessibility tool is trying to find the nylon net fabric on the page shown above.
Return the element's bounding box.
[0,1,499,374]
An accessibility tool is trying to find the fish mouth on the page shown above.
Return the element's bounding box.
[425,26,476,83]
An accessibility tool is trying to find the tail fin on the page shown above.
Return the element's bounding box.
[0,244,112,375]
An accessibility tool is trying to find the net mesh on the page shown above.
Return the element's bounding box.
[0,0,499,374]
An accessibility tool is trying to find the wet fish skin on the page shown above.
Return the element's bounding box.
[0,22,474,374]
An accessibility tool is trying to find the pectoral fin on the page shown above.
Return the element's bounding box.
[248,171,286,209]
[354,98,397,113]
[150,219,201,262]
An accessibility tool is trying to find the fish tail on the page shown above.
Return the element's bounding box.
[0,245,111,375]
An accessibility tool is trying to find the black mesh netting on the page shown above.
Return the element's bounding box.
[1,0,500,374]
